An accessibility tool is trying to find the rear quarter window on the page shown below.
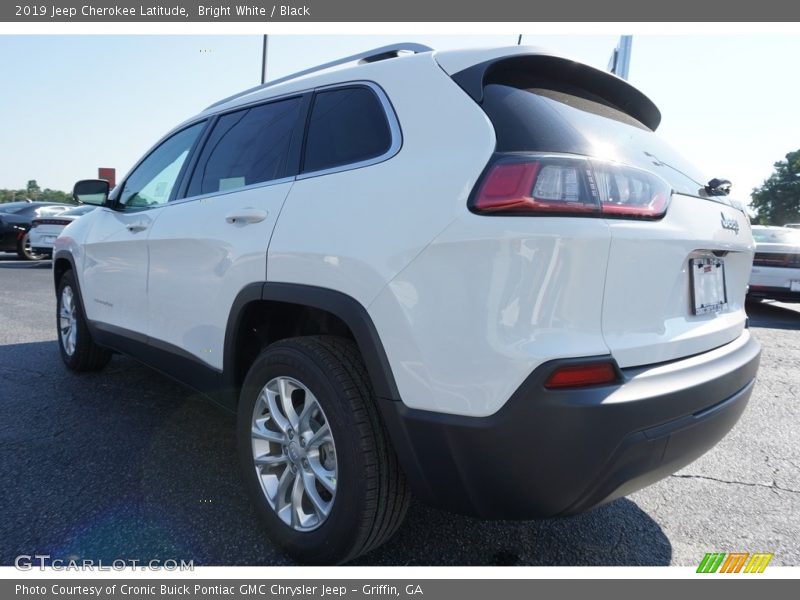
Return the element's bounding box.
[753,229,800,244]
[302,86,393,174]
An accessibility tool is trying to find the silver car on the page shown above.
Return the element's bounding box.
[748,225,800,302]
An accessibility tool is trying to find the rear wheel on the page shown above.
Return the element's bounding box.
[16,231,44,261]
[57,270,112,371]
[237,335,410,564]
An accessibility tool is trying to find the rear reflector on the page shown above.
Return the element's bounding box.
[471,153,671,219]
[544,362,619,389]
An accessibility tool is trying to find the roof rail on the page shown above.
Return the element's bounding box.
[205,43,434,110]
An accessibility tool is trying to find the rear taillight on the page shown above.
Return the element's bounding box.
[753,252,800,268]
[33,219,67,226]
[544,361,620,389]
[471,154,671,219]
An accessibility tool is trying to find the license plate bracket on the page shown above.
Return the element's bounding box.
[690,257,727,315]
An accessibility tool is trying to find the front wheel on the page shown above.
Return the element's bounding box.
[57,270,112,371]
[237,336,410,564]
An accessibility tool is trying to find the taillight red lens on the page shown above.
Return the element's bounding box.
[753,252,800,268]
[544,362,619,389]
[474,161,541,212]
[471,154,672,219]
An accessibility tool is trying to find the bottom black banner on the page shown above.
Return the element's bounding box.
[3,579,790,600]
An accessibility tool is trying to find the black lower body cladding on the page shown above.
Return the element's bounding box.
[379,330,761,519]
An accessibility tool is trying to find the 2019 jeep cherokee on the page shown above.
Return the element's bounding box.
[53,44,761,564]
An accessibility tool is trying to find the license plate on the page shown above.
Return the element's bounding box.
[691,257,727,315]
[791,280,800,293]
[43,236,56,244]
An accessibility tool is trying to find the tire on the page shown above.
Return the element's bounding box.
[16,231,44,261]
[56,270,112,371]
[237,335,410,564]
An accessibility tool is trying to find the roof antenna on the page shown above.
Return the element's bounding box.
[517,34,522,45]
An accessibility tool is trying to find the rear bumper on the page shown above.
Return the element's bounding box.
[748,285,800,303]
[749,266,800,302]
[379,330,761,519]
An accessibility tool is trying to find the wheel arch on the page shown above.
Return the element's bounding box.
[224,283,401,406]
[53,251,77,292]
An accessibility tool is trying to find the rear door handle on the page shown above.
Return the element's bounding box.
[225,208,268,225]
[127,222,148,233]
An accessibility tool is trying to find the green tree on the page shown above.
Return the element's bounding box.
[0,185,75,205]
[751,149,800,225]
[26,179,41,199]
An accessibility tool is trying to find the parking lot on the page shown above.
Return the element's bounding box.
[1,252,798,567]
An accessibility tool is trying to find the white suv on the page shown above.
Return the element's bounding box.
[54,44,761,564]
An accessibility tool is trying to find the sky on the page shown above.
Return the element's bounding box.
[0,34,798,209]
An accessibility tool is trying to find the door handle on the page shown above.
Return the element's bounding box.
[127,222,148,233]
[225,208,268,225]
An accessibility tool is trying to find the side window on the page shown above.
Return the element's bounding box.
[120,122,205,209]
[187,97,301,197]
[302,86,393,174]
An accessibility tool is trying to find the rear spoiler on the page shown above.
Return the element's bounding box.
[449,53,662,131]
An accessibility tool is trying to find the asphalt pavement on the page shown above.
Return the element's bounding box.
[1,253,798,566]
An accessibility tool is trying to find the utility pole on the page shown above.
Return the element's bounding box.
[261,35,269,84]
[608,35,633,80]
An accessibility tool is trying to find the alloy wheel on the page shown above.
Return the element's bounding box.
[250,376,338,531]
[59,286,77,356]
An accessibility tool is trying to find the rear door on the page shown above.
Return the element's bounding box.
[145,94,307,369]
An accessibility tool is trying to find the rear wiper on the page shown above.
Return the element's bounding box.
[705,178,732,196]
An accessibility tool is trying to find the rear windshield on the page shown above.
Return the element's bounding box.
[34,205,69,217]
[61,205,95,217]
[752,228,800,244]
[481,84,708,197]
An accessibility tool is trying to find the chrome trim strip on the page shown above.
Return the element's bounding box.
[166,176,295,208]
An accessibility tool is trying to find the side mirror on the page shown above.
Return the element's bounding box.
[73,179,110,206]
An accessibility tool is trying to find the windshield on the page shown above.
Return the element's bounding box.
[481,84,709,197]
[752,228,800,245]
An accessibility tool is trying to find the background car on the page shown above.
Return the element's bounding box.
[0,201,73,260]
[29,205,97,258]
[784,223,800,229]
[748,225,800,302]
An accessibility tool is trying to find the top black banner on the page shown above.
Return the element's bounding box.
[3,0,800,22]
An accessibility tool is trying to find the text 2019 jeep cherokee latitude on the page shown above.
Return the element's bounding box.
[53,44,761,564]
